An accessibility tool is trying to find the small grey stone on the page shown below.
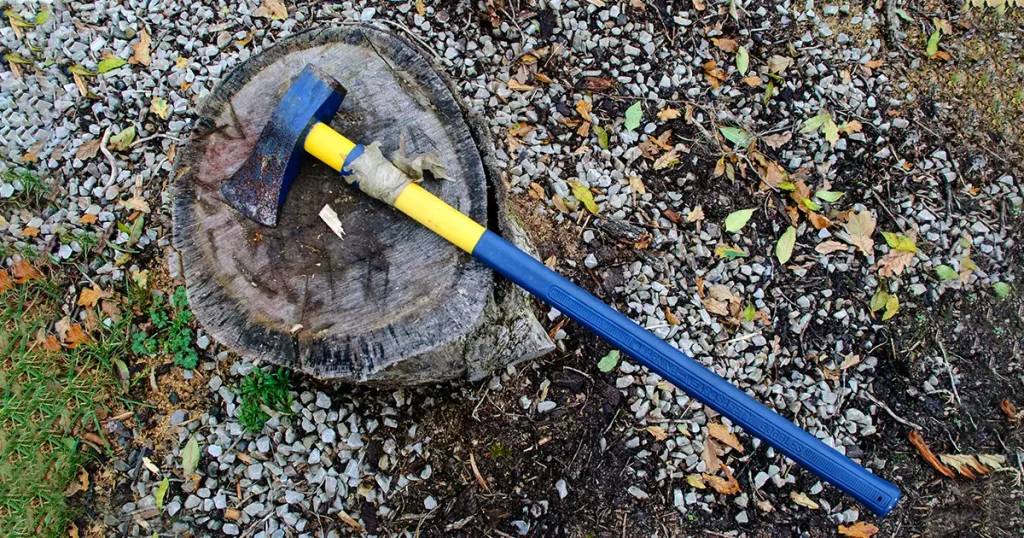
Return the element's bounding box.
[424,495,437,510]
[223,523,240,535]
[537,401,557,413]
[169,410,187,426]
[315,392,331,409]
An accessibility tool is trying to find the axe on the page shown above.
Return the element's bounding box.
[219,65,900,516]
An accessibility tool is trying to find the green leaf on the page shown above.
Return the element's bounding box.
[763,80,775,105]
[182,436,200,476]
[624,102,643,132]
[870,288,889,312]
[714,244,749,260]
[35,7,50,24]
[108,125,136,151]
[597,350,620,373]
[736,46,749,76]
[802,113,831,133]
[98,56,127,73]
[724,208,756,233]
[814,190,844,203]
[926,30,941,57]
[821,116,839,145]
[778,181,796,191]
[776,226,796,264]
[894,8,912,21]
[4,52,32,64]
[802,198,822,212]
[742,303,756,322]
[155,477,169,511]
[569,181,600,214]
[719,126,753,148]
[113,358,130,390]
[935,265,958,281]
[882,294,899,321]
[69,63,96,76]
[594,125,609,150]
[993,282,1012,298]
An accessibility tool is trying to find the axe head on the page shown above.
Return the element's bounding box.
[221,64,346,227]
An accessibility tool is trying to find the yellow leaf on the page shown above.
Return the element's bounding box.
[575,99,593,122]
[839,119,863,135]
[882,294,899,321]
[790,491,819,509]
[64,323,92,349]
[686,206,705,222]
[20,226,39,237]
[702,465,741,495]
[707,422,744,453]
[78,214,98,224]
[130,28,151,66]
[629,176,646,195]
[507,79,535,91]
[657,107,681,120]
[569,182,599,214]
[416,0,426,16]
[686,474,706,489]
[78,285,112,307]
[150,96,170,119]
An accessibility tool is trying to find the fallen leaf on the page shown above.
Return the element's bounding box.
[646,426,668,441]
[68,522,79,538]
[692,0,706,9]
[182,436,200,476]
[122,196,151,213]
[767,55,792,74]
[815,190,845,203]
[64,323,92,349]
[97,55,127,73]
[703,60,727,87]
[78,214,98,225]
[843,210,876,256]
[577,76,615,92]
[155,477,169,511]
[1001,398,1019,422]
[78,285,111,307]
[736,45,749,75]
[507,79,534,91]
[570,182,599,214]
[816,241,847,255]
[658,107,681,121]
[20,226,39,237]
[253,0,288,20]
[741,75,763,86]
[908,431,955,478]
[687,206,705,223]
[470,452,489,491]
[757,500,774,512]
[838,522,880,538]
[938,453,1005,479]
[338,510,366,532]
[664,308,681,326]
[150,96,170,119]
[993,282,1012,298]
[686,474,706,489]
[108,126,136,151]
[416,0,426,16]
[130,28,151,66]
[703,284,741,317]
[877,249,914,277]
[840,354,861,370]
[714,244,748,260]
[762,132,792,149]
[575,99,593,122]
[597,350,620,373]
[959,252,976,286]
[838,120,863,135]
[624,101,643,132]
[224,507,241,520]
[629,176,646,195]
[712,38,739,52]
[703,464,741,495]
[708,423,744,453]
[776,226,796,264]
[75,139,101,160]
[719,126,753,148]
[0,270,12,293]
[701,438,722,472]
[653,148,680,170]
[870,288,889,313]
[863,59,885,69]
[926,29,941,58]
[11,259,42,284]
[724,208,755,232]
[790,491,820,509]
[807,211,832,230]
[882,294,899,321]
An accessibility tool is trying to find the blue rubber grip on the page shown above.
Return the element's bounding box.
[472,231,900,516]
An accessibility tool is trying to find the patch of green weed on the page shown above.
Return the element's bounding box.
[237,368,293,433]
[131,286,198,369]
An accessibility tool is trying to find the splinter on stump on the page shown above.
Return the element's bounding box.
[171,25,552,385]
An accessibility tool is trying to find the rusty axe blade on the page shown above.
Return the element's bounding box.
[220,64,347,227]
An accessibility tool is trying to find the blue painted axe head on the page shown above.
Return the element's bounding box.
[221,64,346,227]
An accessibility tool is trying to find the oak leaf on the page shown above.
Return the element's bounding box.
[708,422,744,453]
[64,323,92,349]
[0,270,12,293]
[702,464,741,495]
[78,285,112,307]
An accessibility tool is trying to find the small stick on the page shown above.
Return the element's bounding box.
[861,391,924,431]
[936,336,962,407]
[99,127,118,187]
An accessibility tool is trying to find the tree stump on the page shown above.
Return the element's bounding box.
[171,25,553,385]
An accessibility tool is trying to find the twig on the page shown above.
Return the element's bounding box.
[99,127,118,187]
[936,336,962,407]
[861,391,923,431]
[871,189,907,232]
[130,133,181,147]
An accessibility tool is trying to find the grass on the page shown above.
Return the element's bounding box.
[0,274,136,537]
[237,367,293,433]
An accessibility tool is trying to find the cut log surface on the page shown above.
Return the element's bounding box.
[172,25,552,384]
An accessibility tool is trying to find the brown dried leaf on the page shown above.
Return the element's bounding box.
[338,510,366,532]
[575,99,593,122]
[843,210,876,256]
[762,132,792,149]
[839,119,863,135]
[11,259,42,284]
[0,270,12,294]
[664,308,681,326]
[708,422,744,453]
[78,285,111,307]
[507,79,534,91]
[908,430,955,478]
[65,323,92,349]
[224,508,241,520]
[253,0,288,20]
[646,425,668,441]
[711,38,739,52]
[75,139,101,161]
[130,28,151,66]
[1001,398,1019,422]
[687,206,705,223]
[657,107,681,121]
[78,214,98,224]
[838,522,879,538]
[790,491,820,509]
[653,148,680,170]
[741,75,763,86]
[20,226,39,237]
[938,453,1004,479]
[577,76,615,92]
[702,464,741,495]
[701,438,722,472]
[702,60,727,87]
[807,211,832,230]
[816,240,848,254]
[876,249,914,277]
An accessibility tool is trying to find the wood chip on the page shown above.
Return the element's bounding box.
[338,509,366,532]
[469,452,489,491]
[319,204,346,240]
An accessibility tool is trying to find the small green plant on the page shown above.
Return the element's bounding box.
[488,442,512,460]
[237,368,294,433]
[131,286,198,369]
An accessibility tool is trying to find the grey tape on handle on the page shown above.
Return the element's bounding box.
[345,142,413,206]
